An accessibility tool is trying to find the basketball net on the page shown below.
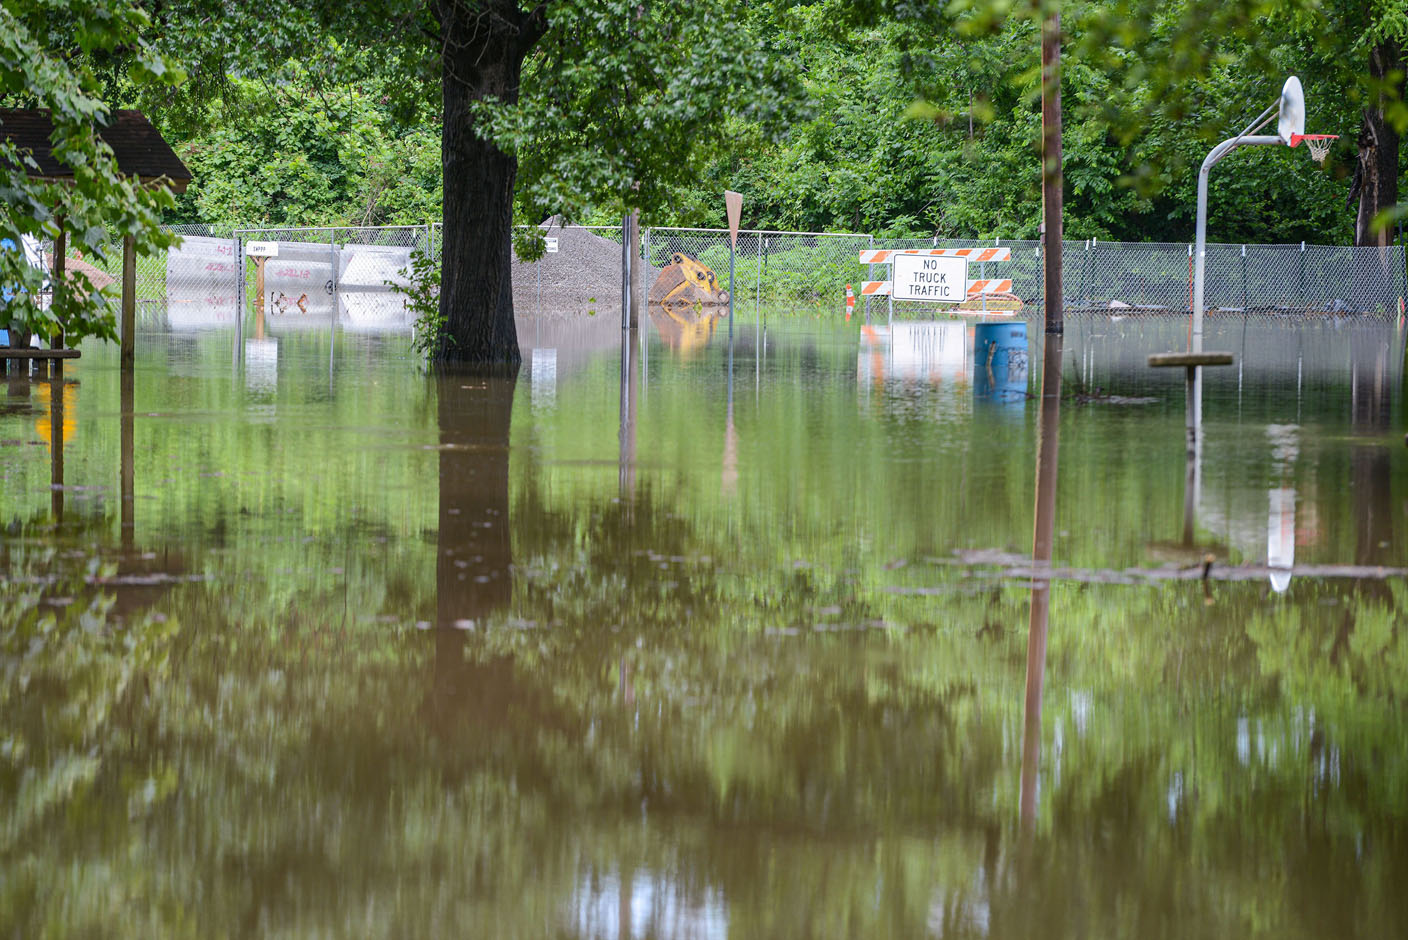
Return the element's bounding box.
[1293,133,1338,165]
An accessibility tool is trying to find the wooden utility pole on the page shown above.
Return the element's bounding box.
[1040,3,1063,335]
[121,234,136,368]
[51,218,66,378]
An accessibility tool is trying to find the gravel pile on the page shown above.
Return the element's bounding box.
[511,220,661,317]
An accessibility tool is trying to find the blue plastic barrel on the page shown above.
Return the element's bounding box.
[973,321,1029,401]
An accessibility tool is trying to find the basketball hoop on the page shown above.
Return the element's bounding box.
[1291,133,1338,165]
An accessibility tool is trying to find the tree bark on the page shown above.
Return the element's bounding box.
[435,1,545,365]
[1349,38,1401,247]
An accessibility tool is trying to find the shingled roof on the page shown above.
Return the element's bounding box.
[0,108,191,192]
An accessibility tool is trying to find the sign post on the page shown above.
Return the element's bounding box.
[725,191,743,340]
[246,241,278,317]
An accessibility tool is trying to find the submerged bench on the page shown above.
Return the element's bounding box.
[1147,352,1234,369]
[0,349,81,359]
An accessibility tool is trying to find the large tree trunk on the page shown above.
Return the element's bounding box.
[1350,39,1401,248]
[435,1,544,365]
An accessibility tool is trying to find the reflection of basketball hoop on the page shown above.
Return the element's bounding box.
[1290,133,1338,165]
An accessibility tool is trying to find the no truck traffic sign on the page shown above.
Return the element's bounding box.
[892,253,966,302]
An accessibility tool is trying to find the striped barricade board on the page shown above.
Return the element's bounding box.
[861,279,1013,296]
[858,247,1012,264]
[859,247,1011,303]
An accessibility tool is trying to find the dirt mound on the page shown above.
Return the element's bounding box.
[511,220,660,317]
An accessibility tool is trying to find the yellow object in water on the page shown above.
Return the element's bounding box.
[36,381,78,447]
[648,253,730,312]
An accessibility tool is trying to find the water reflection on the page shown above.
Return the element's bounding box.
[1266,424,1298,593]
[648,306,726,355]
[620,330,639,499]
[120,369,134,549]
[430,369,518,727]
[856,321,968,387]
[1020,331,1062,827]
[2,318,1407,937]
[573,869,728,940]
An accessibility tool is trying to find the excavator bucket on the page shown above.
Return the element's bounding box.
[647,252,730,314]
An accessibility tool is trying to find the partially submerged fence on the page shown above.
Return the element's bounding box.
[35,223,1408,332]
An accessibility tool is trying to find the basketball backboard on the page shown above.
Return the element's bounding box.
[1277,76,1305,145]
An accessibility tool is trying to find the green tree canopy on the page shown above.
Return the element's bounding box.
[1,0,182,344]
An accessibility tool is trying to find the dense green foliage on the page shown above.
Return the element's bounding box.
[134,1,1408,244]
[6,0,1408,349]
[0,0,181,343]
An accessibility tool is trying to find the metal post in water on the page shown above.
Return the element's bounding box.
[865,235,873,321]
[235,234,244,366]
[755,234,764,324]
[1299,241,1306,309]
[981,258,988,317]
[1192,114,1282,430]
[1241,244,1248,314]
[621,213,633,331]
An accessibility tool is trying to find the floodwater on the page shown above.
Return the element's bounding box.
[2,310,1406,938]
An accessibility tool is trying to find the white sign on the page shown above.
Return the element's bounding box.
[892,254,966,302]
[544,237,559,254]
[245,241,279,258]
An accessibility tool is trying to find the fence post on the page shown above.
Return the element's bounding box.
[1080,239,1090,310]
[234,232,244,365]
[1241,244,1248,313]
[1299,241,1306,310]
[865,235,873,320]
[754,233,764,323]
[330,227,339,297]
[1035,243,1043,316]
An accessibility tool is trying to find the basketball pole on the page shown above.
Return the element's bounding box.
[1191,101,1283,426]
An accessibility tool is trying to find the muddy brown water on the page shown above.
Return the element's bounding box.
[2,312,1405,938]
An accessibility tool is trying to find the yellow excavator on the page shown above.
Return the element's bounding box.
[647,252,730,312]
[645,252,731,354]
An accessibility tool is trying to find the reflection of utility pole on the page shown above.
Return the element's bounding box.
[1021,332,1063,830]
[618,328,638,500]
[49,377,64,522]
[1023,0,1064,831]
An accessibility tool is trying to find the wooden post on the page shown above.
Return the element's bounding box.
[121,234,136,369]
[254,256,267,316]
[1040,2,1063,335]
[48,218,66,378]
[254,257,267,341]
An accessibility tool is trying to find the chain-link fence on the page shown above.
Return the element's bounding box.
[25,223,1403,336]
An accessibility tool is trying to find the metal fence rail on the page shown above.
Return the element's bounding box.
[34,224,1402,332]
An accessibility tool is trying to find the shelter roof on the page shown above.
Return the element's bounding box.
[0,108,191,192]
